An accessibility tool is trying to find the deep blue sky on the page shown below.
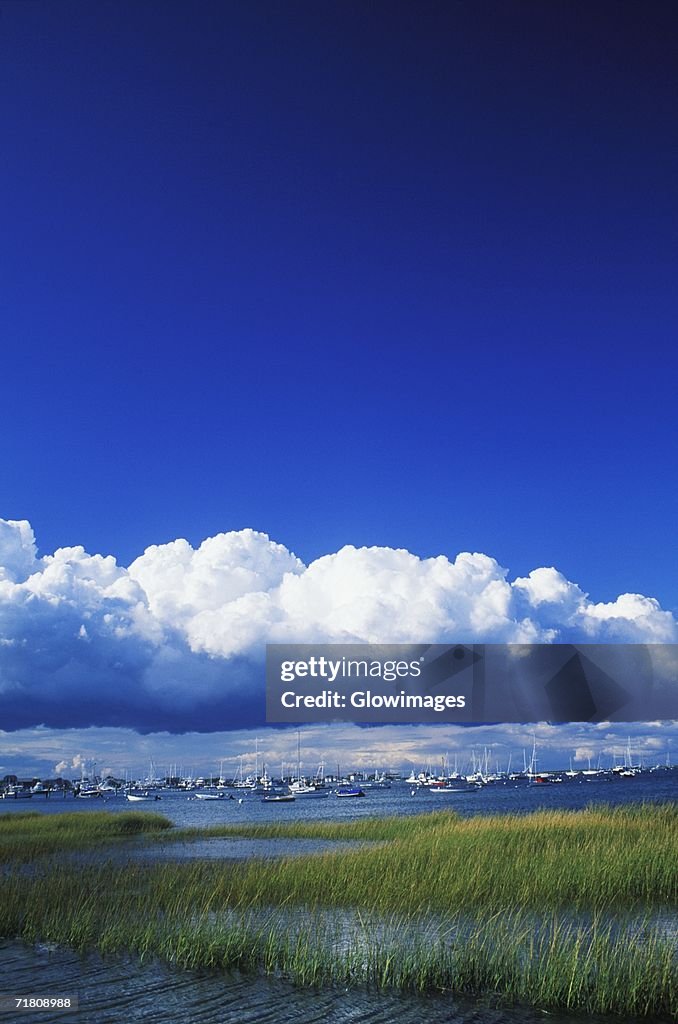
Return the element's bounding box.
[2,0,677,609]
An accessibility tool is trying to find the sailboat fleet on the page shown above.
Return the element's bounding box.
[3,738,672,802]
[400,736,672,793]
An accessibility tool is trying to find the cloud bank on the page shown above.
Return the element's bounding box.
[0,518,676,732]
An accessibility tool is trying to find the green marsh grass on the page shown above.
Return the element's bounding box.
[175,802,678,911]
[0,810,172,861]
[1,803,676,1016]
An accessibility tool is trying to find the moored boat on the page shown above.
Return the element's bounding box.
[2,785,32,800]
[288,785,330,799]
[428,782,481,793]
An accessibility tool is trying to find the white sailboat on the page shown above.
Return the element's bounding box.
[288,732,329,798]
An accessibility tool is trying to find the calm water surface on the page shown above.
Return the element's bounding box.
[2,770,676,831]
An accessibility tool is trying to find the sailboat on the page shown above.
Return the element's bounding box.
[76,762,103,798]
[288,732,329,798]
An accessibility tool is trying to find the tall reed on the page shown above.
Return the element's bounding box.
[1,802,675,1016]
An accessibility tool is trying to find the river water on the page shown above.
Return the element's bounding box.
[1,771,676,1024]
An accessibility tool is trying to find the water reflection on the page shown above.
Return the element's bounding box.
[0,940,654,1024]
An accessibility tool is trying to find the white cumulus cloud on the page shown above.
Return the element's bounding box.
[0,518,38,583]
[0,518,675,732]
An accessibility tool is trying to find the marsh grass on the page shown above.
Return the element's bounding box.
[0,810,172,861]
[175,802,678,912]
[1,803,676,1016]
